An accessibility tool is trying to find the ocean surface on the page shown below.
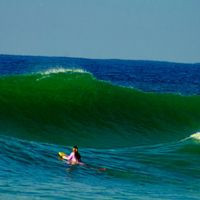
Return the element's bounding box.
[0,54,200,200]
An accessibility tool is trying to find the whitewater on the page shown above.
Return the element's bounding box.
[0,54,200,200]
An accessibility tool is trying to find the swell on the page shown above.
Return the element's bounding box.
[1,132,199,183]
[0,71,200,148]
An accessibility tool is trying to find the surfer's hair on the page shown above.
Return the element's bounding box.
[75,151,81,161]
[73,145,81,161]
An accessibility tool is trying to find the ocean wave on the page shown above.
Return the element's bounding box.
[0,72,200,148]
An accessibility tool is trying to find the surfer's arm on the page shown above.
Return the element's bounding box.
[62,155,68,160]
[63,152,73,160]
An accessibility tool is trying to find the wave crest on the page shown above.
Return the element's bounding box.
[40,67,88,75]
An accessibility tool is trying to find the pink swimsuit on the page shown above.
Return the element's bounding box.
[67,152,78,163]
[65,152,84,165]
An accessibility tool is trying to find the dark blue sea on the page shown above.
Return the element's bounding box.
[0,54,200,199]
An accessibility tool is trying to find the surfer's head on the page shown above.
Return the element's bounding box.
[73,145,78,152]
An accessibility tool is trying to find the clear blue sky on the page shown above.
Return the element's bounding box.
[0,0,199,63]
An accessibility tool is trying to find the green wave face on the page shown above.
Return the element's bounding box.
[0,71,200,148]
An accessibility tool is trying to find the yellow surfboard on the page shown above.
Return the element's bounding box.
[58,152,67,159]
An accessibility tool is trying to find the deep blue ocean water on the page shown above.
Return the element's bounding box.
[0,54,200,199]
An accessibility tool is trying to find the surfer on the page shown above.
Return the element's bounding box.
[58,146,106,171]
[62,145,82,165]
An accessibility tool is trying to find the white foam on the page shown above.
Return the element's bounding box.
[180,132,200,143]
[189,132,200,140]
[41,67,87,75]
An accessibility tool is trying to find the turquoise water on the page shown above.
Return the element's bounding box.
[0,55,200,199]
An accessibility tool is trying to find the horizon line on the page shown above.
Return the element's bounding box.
[0,53,199,65]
